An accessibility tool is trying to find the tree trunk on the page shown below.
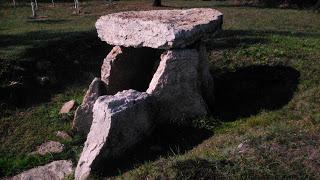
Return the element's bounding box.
[314,0,320,11]
[153,0,161,7]
[34,0,38,10]
[31,1,37,17]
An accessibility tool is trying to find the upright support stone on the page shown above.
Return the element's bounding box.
[147,49,208,123]
[75,90,155,180]
[73,78,107,135]
[198,44,215,111]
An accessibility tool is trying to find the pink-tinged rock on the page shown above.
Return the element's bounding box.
[147,49,209,123]
[56,131,71,140]
[73,78,107,135]
[59,100,76,114]
[9,160,73,180]
[75,90,155,180]
[33,141,64,155]
[96,8,223,49]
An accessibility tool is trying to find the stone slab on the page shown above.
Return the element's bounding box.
[9,160,73,180]
[75,90,154,180]
[96,8,223,49]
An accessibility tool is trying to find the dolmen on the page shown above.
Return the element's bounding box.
[74,8,223,179]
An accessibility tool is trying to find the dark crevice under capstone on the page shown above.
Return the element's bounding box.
[106,47,164,95]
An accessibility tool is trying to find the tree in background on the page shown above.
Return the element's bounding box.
[153,0,161,7]
[315,0,320,11]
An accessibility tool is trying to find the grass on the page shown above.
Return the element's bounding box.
[1,0,320,179]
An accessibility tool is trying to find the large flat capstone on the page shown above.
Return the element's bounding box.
[96,8,223,49]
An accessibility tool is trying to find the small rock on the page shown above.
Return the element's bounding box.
[37,76,50,86]
[60,100,76,114]
[237,143,244,149]
[237,141,249,154]
[56,131,71,140]
[8,81,23,87]
[9,160,73,180]
[33,141,64,155]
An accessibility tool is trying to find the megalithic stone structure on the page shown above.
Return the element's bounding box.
[74,8,223,179]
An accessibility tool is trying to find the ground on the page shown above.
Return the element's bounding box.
[0,0,320,179]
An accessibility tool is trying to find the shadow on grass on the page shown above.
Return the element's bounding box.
[93,124,213,177]
[94,64,300,177]
[0,30,111,113]
[212,65,300,121]
[213,1,317,9]
[27,19,70,24]
[172,158,232,180]
[0,29,308,114]
[207,29,320,51]
[0,26,304,178]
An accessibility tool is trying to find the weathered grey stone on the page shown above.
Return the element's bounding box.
[147,49,208,123]
[96,8,223,49]
[75,90,154,180]
[73,8,220,179]
[72,78,107,136]
[198,44,214,110]
[9,160,73,180]
[59,100,75,114]
[101,46,162,94]
[56,131,71,140]
[32,141,64,155]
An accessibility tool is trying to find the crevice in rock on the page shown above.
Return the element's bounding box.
[103,47,164,95]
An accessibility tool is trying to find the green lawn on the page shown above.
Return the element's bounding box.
[0,0,320,179]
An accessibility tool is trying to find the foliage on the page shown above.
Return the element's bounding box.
[234,0,319,8]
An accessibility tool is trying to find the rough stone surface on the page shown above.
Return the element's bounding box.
[75,90,154,180]
[96,8,223,49]
[59,100,76,114]
[101,46,162,94]
[9,160,73,180]
[33,141,64,155]
[198,44,215,110]
[56,131,71,140]
[147,49,208,123]
[73,78,107,136]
